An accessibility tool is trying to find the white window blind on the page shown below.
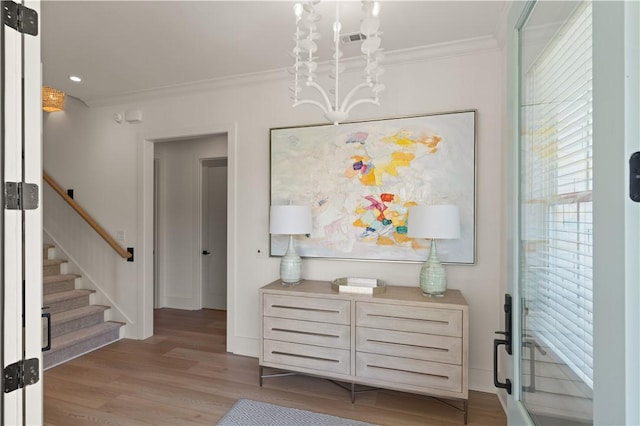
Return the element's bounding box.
[521,2,593,388]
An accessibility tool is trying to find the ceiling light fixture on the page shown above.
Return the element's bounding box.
[291,0,384,125]
[69,75,82,82]
[42,86,65,112]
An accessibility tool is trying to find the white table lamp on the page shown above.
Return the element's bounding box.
[408,205,460,296]
[270,205,312,284]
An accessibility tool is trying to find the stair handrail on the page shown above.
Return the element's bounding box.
[43,171,132,260]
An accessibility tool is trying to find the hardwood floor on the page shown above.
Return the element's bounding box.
[44,308,506,426]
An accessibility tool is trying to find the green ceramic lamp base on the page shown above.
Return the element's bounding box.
[419,239,447,297]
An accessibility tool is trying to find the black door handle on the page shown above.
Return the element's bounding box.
[493,338,512,394]
[202,250,211,255]
[493,294,513,394]
[42,308,51,352]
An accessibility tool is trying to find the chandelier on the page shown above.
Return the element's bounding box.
[291,0,384,125]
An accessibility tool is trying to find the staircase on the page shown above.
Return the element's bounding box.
[43,243,124,369]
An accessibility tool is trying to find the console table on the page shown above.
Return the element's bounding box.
[258,279,469,423]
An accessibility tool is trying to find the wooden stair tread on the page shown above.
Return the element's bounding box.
[51,305,109,324]
[43,274,80,284]
[44,289,93,304]
[43,259,66,266]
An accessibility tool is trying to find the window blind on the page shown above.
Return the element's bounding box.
[520,2,593,388]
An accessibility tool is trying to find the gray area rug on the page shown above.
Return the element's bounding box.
[217,399,377,426]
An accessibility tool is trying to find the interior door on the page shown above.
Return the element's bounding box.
[1,0,43,424]
[201,158,227,310]
[505,1,640,424]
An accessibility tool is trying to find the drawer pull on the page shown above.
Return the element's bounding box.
[272,351,340,363]
[272,305,340,314]
[367,363,449,380]
[368,313,448,325]
[366,339,449,353]
[272,328,340,339]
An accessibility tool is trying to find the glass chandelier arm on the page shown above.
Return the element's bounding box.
[345,97,380,114]
[339,81,374,112]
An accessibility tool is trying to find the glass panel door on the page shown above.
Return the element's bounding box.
[518,1,593,424]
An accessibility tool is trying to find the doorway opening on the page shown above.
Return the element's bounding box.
[150,132,230,337]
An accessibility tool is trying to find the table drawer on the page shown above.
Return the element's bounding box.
[356,327,462,364]
[264,294,350,325]
[264,317,350,350]
[263,340,350,375]
[356,302,462,337]
[356,352,462,393]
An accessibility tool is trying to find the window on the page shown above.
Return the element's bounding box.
[520,1,593,422]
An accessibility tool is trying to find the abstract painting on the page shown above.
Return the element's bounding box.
[270,110,476,263]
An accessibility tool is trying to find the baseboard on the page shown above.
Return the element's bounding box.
[228,335,259,358]
[497,389,508,414]
[469,367,498,394]
[163,296,199,310]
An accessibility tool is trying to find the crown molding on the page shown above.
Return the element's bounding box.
[85,35,500,108]
[385,35,500,66]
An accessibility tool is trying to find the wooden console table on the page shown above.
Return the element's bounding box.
[258,279,469,423]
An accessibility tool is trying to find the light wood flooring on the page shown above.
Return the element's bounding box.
[44,308,506,426]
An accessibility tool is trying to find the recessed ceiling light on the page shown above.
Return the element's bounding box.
[69,75,82,82]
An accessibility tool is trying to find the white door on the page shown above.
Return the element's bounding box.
[504,1,640,424]
[1,0,43,424]
[201,159,227,310]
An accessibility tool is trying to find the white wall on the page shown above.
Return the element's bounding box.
[154,135,228,309]
[43,40,503,392]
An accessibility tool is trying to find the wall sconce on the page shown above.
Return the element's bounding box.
[42,86,65,112]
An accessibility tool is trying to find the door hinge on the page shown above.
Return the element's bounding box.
[4,182,39,210]
[2,0,38,36]
[3,358,39,393]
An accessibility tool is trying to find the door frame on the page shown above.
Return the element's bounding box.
[503,1,531,423]
[137,123,237,341]
[591,2,639,423]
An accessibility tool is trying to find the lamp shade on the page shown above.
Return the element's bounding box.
[408,205,460,239]
[42,86,65,112]
[269,205,312,235]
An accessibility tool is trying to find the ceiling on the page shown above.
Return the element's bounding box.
[41,1,507,106]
